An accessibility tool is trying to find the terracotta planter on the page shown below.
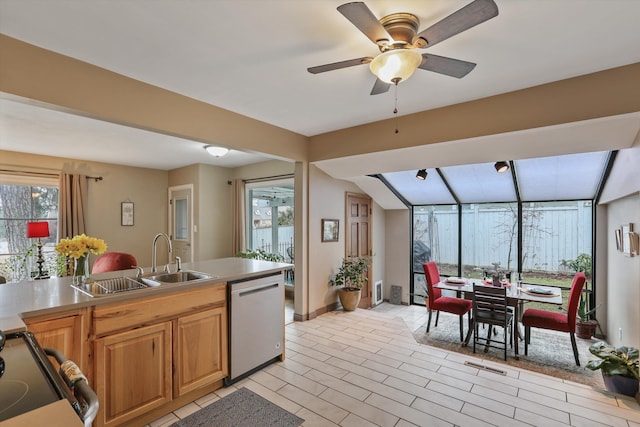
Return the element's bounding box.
[602,372,639,397]
[576,320,597,339]
[338,288,361,311]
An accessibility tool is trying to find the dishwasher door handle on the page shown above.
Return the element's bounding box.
[234,282,279,297]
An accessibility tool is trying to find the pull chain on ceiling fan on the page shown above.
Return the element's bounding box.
[307,0,499,96]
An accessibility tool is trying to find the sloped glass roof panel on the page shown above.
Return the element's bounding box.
[515,151,609,201]
[383,169,456,205]
[440,162,517,203]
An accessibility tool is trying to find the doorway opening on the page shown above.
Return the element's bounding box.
[245,178,295,323]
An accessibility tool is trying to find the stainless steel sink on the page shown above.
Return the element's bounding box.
[71,276,149,297]
[140,270,215,286]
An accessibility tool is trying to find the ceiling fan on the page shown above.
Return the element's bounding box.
[307,0,499,95]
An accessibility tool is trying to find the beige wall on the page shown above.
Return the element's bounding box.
[307,63,640,162]
[605,194,640,348]
[197,164,234,260]
[384,210,411,304]
[168,160,296,261]
[230,159,294,181]
[1,150,168,268]
[371,202,385,304]
[599,143,640,346]
[0,35,308,162]
[307,165,380,314]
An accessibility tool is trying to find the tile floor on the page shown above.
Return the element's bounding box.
[148,303,640,427]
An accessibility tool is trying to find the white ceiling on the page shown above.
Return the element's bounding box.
[1,0,640,172]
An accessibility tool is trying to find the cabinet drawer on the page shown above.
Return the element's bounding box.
[93,283,225,337]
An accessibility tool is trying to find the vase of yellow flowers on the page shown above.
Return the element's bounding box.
[55,234,107,285]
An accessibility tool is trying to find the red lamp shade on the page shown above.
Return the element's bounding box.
[27,222,50,238]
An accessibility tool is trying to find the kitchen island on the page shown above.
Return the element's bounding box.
[0,257,290,427]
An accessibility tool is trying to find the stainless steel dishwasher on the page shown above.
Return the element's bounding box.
[226,272,284,384]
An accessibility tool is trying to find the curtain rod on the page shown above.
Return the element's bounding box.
[0,168,59,178]
[0,169,103,182]
[242,173,294,184]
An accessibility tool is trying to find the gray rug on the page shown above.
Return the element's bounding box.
[413,312,605,389]
[170,387,304,427]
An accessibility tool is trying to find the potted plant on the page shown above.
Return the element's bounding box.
[586,341,639,397]
[330,256,371,311]
[576,295,600,339]
[235,249,285,262]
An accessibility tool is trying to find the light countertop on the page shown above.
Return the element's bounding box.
[0,257,291,332]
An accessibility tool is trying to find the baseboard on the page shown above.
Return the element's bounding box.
[293,302,339,321]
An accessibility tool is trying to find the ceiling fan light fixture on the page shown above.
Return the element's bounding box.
[204,145,229,157]
[369,49,422,84]
[416,169,428,180]
[494,161,510,173]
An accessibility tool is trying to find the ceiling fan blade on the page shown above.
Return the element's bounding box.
[370,78,390,95]
[414,0,498,48]
[307,57,373,74]
[337,2,392,45]
[419,54,476,78]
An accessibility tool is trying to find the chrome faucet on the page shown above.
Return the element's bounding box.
[151,233,172,273]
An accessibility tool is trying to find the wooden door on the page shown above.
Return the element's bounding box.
[173,306,228,397]
[169,185,193,263]
[346,193,372,308]
[94,322,172,427]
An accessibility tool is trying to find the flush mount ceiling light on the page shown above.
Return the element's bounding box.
[204,145,229,157]
[494,161,510,173]
[416,169,428,180]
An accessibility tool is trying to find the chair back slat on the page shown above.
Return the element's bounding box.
[473,284,509,323]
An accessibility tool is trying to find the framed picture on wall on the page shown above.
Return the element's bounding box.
[322,219,339,242]
[121,201,134,226]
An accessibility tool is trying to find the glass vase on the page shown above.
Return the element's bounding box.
[73,255,90,286]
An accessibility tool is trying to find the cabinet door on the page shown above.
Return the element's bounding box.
[94,322,172,427]
[26,313,84,370]
[174,306,227,396]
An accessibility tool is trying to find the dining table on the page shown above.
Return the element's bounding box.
[436,278,563,359]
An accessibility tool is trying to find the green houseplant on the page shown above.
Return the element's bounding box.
[586,341,639,396]
[576,295,600,339]
[330,256,371,311]
[235,249,285,263]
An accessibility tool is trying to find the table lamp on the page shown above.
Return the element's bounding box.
[26,221,50,279]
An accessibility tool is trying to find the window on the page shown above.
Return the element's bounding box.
[245,179,294,261]
[0,176,59,281]
[461,202,519,278]
[412,204,459,304]
[384,152,607,311]
[522,201,592,290]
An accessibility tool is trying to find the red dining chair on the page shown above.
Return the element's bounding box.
[92,252,138,273]
[522,272,586,366]
[423,262,472,342]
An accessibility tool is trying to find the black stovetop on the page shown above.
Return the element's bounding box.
[0,331,75,421]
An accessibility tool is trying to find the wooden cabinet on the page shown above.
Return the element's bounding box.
[92,282,227,426]
[94,322,173,427]
[174,306,228,397]
[25,309,87,373]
